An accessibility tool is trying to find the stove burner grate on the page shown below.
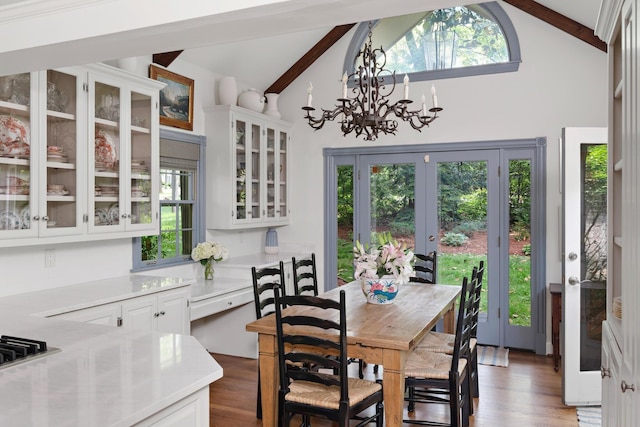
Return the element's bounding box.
[0,335,60,369]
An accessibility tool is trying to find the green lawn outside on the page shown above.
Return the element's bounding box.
[337,238,532,326]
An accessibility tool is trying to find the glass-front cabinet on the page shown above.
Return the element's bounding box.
[0,63,162,247]
[0,72,37,239]
[206,105,290,229]
[88,68,159,235]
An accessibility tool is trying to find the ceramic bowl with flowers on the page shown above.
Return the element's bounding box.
[353,232,414,304]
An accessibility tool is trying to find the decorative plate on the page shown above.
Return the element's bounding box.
[0,115,30,157]
[95,208,109,225]
[20,206,30,229]
[95,128,118,165]
[0,209,22,230]
[108,204,119,224]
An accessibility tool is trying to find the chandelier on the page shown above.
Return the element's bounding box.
[302,23,443,141]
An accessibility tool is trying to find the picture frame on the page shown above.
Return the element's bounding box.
[149,64,194,131]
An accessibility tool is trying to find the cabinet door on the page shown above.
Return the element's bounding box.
[134,387,209,427]
[0,71,39,240]
[89,73,125,233]
[121,294,157,331]
[128,88,158,231]
[40,68,86,236]
[261,123,289,224]
[277,128,289,221]
[53,303,121,327]
[233,116,262,225]
[156,288,190,335]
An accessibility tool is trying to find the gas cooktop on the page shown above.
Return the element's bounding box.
[0,335,60,370]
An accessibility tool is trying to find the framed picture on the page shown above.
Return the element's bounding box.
[149,64,194,131]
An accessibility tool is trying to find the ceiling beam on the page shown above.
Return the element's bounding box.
[503,0,607,52]
[152,50,184,68]
[264,23,356,95]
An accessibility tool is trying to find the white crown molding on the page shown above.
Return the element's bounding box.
[0,0,107,23]
[595,0,624,44]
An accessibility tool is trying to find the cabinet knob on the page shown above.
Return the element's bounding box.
[601,367,610,378]
[160,311,166,316]
[228,301,233,306]
[42,216,49,221]
[33,215,40,221]
[121,214,127,219]
[621,381,635,393]
[154,312,160,318]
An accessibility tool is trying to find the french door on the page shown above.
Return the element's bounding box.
[326,141,545,352]
[561,127,607,405]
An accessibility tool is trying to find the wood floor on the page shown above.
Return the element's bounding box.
[209,350,578,426]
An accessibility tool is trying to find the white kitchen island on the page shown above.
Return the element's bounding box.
[0,275,222,427]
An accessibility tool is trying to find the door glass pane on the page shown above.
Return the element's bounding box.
[266,127,275,218]
[235,119,247,220]
[369,164,415,250]
[46,69,78,229]
[94,81,120,227]
[437,161,487,298]
[337,165,354,284]
[508,160,532,327]
[580,144,607,371]
[130,91,153,225]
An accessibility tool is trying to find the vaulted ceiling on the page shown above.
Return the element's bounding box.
[175,0,605,93]
[0,0,604,90]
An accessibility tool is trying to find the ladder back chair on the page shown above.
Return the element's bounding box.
[469,260,485,400]
[412,262,484,415]
[251,262,287,420]
[404,274,476,427]
[273,288,384,427]
[410,251,437,284]
[292,254,319,296]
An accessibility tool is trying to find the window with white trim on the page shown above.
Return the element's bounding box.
[132,131,205,270]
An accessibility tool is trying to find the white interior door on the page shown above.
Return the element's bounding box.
[562,126,607,405]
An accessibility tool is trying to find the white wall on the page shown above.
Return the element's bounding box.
[0,4,608,351]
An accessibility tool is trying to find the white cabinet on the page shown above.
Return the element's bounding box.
[134,386,209,427]
[602,322,621,427]
[122,287,190,334]
[597,0,640,424]
[205,105,290,229]
[52,287,190,335]
[0,63,163,247]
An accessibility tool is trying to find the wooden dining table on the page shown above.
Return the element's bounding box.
[245,280,461,427]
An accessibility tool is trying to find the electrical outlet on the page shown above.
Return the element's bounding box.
[45,249,56,268]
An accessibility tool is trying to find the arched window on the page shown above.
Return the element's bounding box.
[343,2,521,82]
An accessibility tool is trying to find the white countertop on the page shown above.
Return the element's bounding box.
[0,275,222,427]
[217,251,311,270]
[0,275,194,317]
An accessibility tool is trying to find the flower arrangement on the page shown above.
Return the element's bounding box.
[353,232,414,285]
[191,241,229,280]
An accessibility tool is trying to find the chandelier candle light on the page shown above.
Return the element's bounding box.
[302,22,443,141]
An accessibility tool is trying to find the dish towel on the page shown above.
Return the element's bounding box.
[577,406,601,427]
[477,345,509,367]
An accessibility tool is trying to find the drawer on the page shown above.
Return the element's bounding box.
[190,288,254,321]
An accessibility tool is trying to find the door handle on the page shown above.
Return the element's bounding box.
[568,276,592,286]
[428,235,435,241]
